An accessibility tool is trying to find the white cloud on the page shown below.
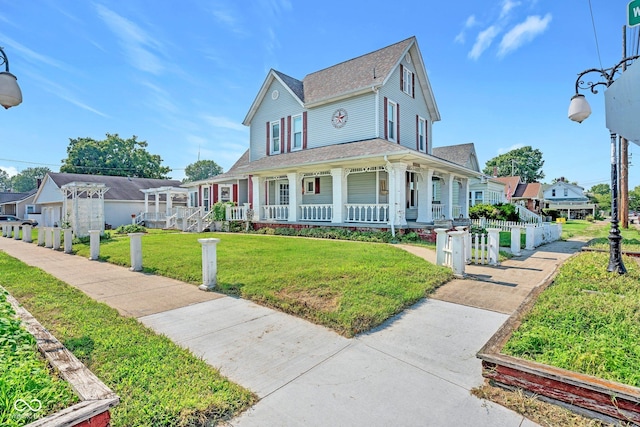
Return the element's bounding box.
[202,115,246,132]
[465,15,478,27]
[497,143,524,155]
[95,4,165,74]
[210,5,249,36]
[468,26,500,60]
[454,15,478,44]
[498,14,552,57]
[0,33,67,70]
[1,166,19,177]
[500,0,521,19]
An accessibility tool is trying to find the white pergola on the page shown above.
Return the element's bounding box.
[61,182,109,237]
[140,186,188,217]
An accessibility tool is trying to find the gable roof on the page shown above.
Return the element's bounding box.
[244,36,440,125]
[37,173,183,202]
[0,190,35,204]
[494,176,522,196]
[432,143,479,171]
[514,182,542,199]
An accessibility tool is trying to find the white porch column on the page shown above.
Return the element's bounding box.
[154,193,160,216]
[144,193,149,213]
[287,173,299,222]
[166,191,173,216]
[446,175,454,219]
[417,170,429,223]
[463,178,470,218]
[252,177,263,221]
[387,163,408,226]
[331,168,345,223]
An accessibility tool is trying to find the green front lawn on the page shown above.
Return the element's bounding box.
[0,253,255,427]
[72,232,453,337]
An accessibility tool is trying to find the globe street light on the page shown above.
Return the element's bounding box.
[0,46,22,109]
[568,55,639,274]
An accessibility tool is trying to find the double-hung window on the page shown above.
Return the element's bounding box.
[271,121,281,154]
[387,100,397,142]
[402,67,413,96]
[292,115,302,151]
[417,116,426,152]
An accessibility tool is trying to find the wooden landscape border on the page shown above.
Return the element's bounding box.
[476,259,640,424]
[5,291,119,427]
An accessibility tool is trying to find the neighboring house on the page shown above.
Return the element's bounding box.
[33,172,185,236]
[494,176,543,212]
[0,191,36,218]
[544,178,596,219]
[183,37,481,229]
[432,143,506,207]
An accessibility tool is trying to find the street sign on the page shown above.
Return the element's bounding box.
[629,0,640,27]
[605,60,640,145]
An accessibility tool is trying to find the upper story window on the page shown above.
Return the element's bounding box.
[563,188,568,197]
[552,189,556,197]
[402,67,414,97]
[417,116,427,152]
[386,99,397,142]
[271,121,281,154]
[292,115,302,151]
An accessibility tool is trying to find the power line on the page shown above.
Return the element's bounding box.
[0,157,185,173]
[588,0,604,70]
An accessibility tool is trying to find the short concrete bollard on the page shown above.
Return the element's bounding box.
[198,238,220,291]
[447,230,466,278]
[64,228,73,254]
[22,224,32,243]
[455,226,471,264]
[88,230,101,260]
[486,228,501,266]
[434,228,449,266]
[38,227,46,246]
[128,232,144,271]
[1,224,7,237]
[44,227,53,248]
[510,225,523,257]
[525,224,536,250]
[52,228,61,250]
[13,224,20,240]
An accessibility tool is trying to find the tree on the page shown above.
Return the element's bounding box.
[10,167,51,192]
[630,185,640,212]
[588,183,611,214]
[551,177,578,185]
[0,169,10,191]
[589,183,610,195]
[183,160,223,183]
[482,146,545,183]
[60,133,171,179]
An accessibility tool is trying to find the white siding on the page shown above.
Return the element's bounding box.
[302,176,332,204]
[347,173,376,204]
[105,201,147,227]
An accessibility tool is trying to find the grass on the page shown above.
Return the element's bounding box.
[71,231,453,337]
[558,219,640,252]
[503,251,640,387]
[0,288,78,427]
[0,253,256,427]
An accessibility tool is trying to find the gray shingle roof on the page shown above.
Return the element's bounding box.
[0,191,35,204]
[273,71,304,102]
[47,173,183,201]
[432,143,476,168]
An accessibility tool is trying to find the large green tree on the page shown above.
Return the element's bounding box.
[60,133,171,179]
[183,160,223,183]
[483,146,545,183]
[10,167,51,192]
[0,169,10,191]
[629,185,640,212]
[588,183,611,213]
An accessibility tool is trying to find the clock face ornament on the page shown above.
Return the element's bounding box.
[331,108,348,128]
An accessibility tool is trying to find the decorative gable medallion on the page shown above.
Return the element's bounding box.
[405,53,411,64]
[331,108,348,128]
[271,90,279,100]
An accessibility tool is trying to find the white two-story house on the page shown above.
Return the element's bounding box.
[182,37,482,229]
[544,178,596,219]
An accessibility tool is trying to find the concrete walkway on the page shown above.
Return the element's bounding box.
[0,236,583,426]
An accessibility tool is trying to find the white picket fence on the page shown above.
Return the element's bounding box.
[471,218,539,231]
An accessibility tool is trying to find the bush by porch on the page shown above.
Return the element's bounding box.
[72,231,453,337]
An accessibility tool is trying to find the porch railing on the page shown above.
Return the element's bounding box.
[226,205,248,221]
[344,204,389,223]
[452,205,462,218]
[300,204,332,222]
[432,204,445,220]
[263,205,289,221]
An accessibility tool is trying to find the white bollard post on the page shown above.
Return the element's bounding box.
[434,228,449,267]
[510,225,522,256]
[487,228,501,266]
[455,226,471,264]
[38,227,46,246]
[128,232,144,271]
[448,230,466,278]
[1,224,7,237]
[52,228,61,250]
[88,230,101,260]
[44,227,53,248]
[525,224,536,250]
[198,238,221,290]
[64,229,73,254]
[22,224,32,243]
[13,224,20,240]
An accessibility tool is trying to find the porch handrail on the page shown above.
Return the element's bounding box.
[300,204,332,222]
[514,204,543,223]
[226,205,247,221]
[432,204,445,220]
[262,205,289,221]
[344,203,389,223]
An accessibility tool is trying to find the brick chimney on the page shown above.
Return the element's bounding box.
[493,166,498,178]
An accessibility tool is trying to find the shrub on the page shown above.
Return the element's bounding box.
[543,209,561,221]
[114,224,147,234]
[470,203,520,221]
[584,214,595,222]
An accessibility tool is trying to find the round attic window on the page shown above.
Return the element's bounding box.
[405,53,411,64]
[271,90,279,100]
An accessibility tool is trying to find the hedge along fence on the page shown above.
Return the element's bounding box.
[3,289,119,427]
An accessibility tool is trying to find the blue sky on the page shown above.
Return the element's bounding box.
[1,0,638,190]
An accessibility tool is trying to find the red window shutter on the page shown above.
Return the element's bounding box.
[280,117,285,152]
[212,184,219,203]
[400,64,404,91]
[287,115,291,153]
[412,73,415,98]
[383,97,388,140]
[396,103,400,144]
[248,175,253,208]
[233,184,238,203]
[416,115,419,150]
[315,177,320,194]
[302,111,308,149]
[266,122,270,156]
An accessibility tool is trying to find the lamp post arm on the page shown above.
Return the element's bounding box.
[0,47,9,72]
[574,55,640,94]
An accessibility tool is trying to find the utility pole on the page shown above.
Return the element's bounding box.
[620,25,629,228]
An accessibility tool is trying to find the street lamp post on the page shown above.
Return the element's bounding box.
[568,55,639,274]
[0,46,22,109]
